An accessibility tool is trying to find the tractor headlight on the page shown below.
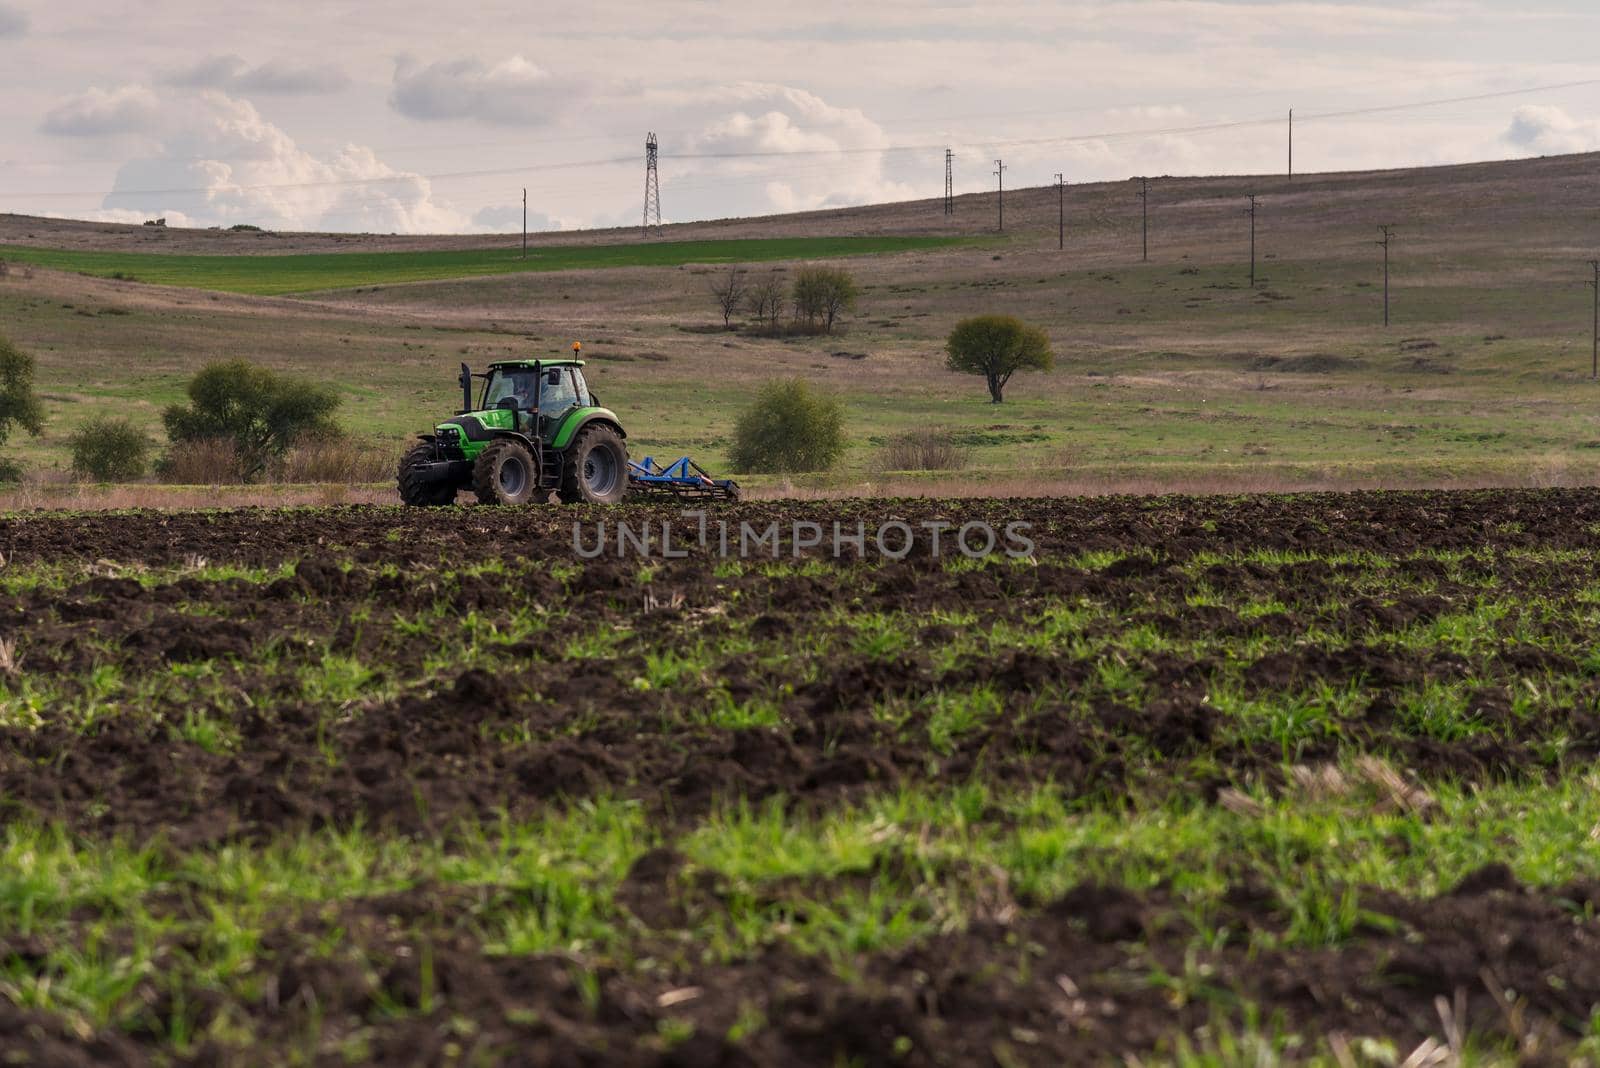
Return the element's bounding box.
[437,426,460,444]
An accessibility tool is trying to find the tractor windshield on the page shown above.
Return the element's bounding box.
[479,365,590,415]
[481,369,537,410]
[540,368,578,418]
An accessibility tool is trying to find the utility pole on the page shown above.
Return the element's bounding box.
[642,132,662,237]
[1288,109,1294,181]
[1377,225,1395,327]
[1137,177,1149,261]
[993,159,1005,231]
[944,149,953,216]
[521,188,527,259]
[1055,173,1064,250]
[1246,194,1258,289]
[1589,259,1599,379]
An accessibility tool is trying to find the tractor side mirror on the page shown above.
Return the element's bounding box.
[547,369,561,385]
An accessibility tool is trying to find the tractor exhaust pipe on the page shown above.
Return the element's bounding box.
[458,363,473,414]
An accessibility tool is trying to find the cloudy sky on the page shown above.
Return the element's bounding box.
[1,1,1598,234]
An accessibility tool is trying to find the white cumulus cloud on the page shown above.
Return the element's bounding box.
[40,85,162,137]
[390,55,579,126]
[161,55,350,96]
[676,84,918,215]
[50,88,471,233]
[472,203,564,234]
[1504,104,1600,156]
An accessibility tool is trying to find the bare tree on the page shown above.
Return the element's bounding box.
[709,266,747,329]
[823,279,857,332]
[745,272,788,334]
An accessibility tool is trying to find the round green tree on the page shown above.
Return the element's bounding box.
[944,315,1055,403]
[728,378,846,473]
[0,335,46,481]
[68,417,152,481]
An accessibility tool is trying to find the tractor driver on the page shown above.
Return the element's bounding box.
[511,374,536,409]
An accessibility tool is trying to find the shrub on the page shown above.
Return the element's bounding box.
[274,435,393,483]
[729,378,846,474]
[162,360,341,481]
[877,429,969,472]
[944,315,1055,403]
[67,417,151,481]
[157,438,244,484]
[792,266,858,334]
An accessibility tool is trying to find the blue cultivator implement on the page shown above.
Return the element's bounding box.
[627,456,742,501]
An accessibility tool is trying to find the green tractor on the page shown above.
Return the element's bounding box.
[397,353,629,506]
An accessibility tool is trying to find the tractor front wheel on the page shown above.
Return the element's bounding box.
[397,442,458,507]
[472,439,539,506]
[559,425,629,505]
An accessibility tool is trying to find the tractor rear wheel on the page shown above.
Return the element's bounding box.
[472,439,539,506]
[397,442,458,507]
[559,425,629,505]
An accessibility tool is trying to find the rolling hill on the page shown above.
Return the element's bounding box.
[3,150,1600,500]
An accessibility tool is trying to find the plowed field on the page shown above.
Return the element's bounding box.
[6,490,1600,1065]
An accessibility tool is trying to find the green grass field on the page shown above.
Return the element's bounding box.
[6,494,1600,1062]
[0,236,971,296]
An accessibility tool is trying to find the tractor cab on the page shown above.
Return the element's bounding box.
[474,360,596,441]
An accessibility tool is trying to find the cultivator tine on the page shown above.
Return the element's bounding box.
[627,455,741,501]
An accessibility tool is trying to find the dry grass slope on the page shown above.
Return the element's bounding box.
[4,150,1600,501]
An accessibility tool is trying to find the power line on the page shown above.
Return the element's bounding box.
[7,66,1570,172]
[867,65,1593,130]
[1,156,639,200]
[943,77,1600,155]
[6,76,1598,204]
[638,77,1600,160]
